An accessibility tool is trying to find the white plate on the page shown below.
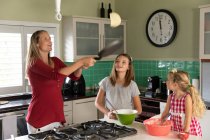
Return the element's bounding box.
[0,100,9,105]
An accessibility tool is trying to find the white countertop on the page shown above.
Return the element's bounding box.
[6,119,202,140]
[104,118,201,140]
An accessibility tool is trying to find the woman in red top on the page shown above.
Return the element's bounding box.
[161,69,206,138]
[25,30,96,134]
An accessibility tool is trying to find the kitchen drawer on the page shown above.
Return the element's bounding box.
[64,101,72,112]
[72,97,97,124]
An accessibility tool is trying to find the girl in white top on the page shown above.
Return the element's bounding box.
[95,53,142,119]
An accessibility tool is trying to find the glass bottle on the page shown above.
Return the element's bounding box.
[108,3,112,18]
[100,2,105,18]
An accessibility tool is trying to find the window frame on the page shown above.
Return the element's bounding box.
[0,20,59,95]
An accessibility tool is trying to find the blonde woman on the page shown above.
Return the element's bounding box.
[95,53,142,120]
[161,69,206,137]
[25,30,95,134]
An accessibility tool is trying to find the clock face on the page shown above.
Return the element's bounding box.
[146,9,177,47]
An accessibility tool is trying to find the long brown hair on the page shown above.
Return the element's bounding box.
[25,30,50,75]
[168,69,206,118]
[109,53,134,87]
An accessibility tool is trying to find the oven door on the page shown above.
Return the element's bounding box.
[0,109,28,139]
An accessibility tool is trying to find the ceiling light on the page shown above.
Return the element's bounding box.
[55,0,62,21]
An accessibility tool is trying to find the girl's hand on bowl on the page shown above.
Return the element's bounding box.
[178,132,189,140]
[107,110,117,120]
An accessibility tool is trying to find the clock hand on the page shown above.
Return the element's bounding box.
[159,18,162,36]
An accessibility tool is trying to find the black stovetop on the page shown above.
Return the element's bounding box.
[28,120,137,140]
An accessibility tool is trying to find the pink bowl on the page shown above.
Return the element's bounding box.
[143,118,173,136]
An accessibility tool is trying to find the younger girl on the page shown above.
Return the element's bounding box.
[95,53,142,119]
[161,69,206,137]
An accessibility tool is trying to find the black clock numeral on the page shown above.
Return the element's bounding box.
[169,25,172,30]
[155,16,158,21]
[168,19,171,24]
[155,36,158,41]
[160,38,163,43]
[164,36,168,42]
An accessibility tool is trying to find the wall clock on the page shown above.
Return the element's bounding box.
[146,9,177,47]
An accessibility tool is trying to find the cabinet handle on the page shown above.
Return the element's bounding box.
[99,34,102,51]
[75,101,93,104]
[102,34,105,50]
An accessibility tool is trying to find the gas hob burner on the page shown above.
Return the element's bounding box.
[28,120,137,140]
[71,133,97,140]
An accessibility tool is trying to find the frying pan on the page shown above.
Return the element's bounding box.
[94,40,123,60]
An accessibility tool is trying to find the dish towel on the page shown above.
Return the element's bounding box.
[2,115,17,139]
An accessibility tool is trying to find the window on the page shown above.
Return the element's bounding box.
[0,22,58,95]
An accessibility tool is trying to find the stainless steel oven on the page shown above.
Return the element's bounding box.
[0,109,28,140]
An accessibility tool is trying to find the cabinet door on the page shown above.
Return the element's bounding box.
[72,97,97,124]
[199,110,210,139]
[73,18,101,58]
[63,16,126,62]
[102,21,126,59]
[200,7,210,58]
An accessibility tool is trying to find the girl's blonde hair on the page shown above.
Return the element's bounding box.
[109,53,134,87]
[168,69,206,118]
[25,30,51,75]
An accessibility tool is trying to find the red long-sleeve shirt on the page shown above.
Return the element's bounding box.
[26,57,79,128]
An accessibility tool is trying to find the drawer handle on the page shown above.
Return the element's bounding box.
[75,101,93,104]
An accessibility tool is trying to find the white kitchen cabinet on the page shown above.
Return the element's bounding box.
[199,5,210,59]
[199,5,210,103]
[159,102,166,114]
[63,101,73,125]
[199,110,210,139]
[200,61,210,102]
[72,97,97,124]
[62,16,126,62]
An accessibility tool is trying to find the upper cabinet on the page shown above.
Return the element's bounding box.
[62,16,126,62]
[199,5,210,59]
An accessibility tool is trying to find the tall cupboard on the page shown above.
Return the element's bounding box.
[199,5,210,103]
